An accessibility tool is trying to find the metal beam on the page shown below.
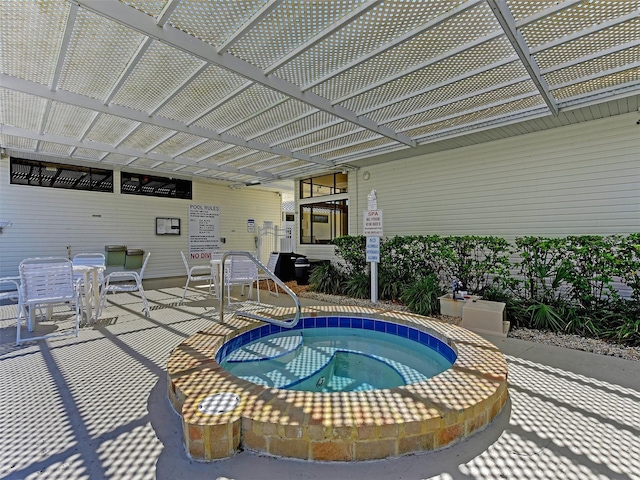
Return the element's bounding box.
[377,77,533,127]
[358,56,520,116]
[51,3,78,91]
[558,79,640,109]
[156,0,180,27]
[217,0,284,53]
[415,106,550,143]
[530,10,640,55]
[549,63,640,91]
[188,81,254,125]
[541,39,640,75]
[1,74,331,166]
[331,30,505,105]
[114,122,143,148]
[396,91,541,134]
[74,0,416,147]
[2,125,282,180]
[516,0,584,28]
[38,100,54,136]
[104,37,153,105]
[269,118,346,149]
[264,0,383,75]
[246,108,319,142]
[145,131,178,154]
[218,98,289,134]
[302,0,483,91]
[173,137,209,157]
[290,127,366,154]
[149,63,209,115]
[486,0,558,115]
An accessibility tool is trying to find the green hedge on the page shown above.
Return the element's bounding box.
[309,234,640,346]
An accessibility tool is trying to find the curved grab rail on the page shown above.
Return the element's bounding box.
[219,251,301,328]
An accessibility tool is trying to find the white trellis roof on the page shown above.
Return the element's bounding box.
[1,0,639,188]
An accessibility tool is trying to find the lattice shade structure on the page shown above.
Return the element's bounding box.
[1,0,639,189]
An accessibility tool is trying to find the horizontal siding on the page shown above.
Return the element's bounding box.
[352,112,640,243]
[0,164,281,279]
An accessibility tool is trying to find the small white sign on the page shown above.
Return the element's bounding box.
[366,236,380,263]
[363,210,383,237]
[247,219,255,233]
[366,236,379,247]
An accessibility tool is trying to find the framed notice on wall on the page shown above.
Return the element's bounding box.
[156,217,181,235]
[188,204,221,259]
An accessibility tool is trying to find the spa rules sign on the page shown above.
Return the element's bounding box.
[363,209,383,237]
[188,204,221,259]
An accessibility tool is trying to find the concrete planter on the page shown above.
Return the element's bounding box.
[438,293,481,317]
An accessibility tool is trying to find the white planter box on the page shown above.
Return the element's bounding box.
[461,299,510,337]
[438,294,481,317]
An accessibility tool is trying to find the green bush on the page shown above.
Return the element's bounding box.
[400,273,443,317]
[344,272,370,299]
[308,262,345,295]
[322,233,640,345]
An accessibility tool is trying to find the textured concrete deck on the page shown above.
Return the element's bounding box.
[1,277,639,479]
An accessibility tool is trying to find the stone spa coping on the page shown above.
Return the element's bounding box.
[166,306,509,462]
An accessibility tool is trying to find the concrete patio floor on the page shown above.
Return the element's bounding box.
[1,278,639,480]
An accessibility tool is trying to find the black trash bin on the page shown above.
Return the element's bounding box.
[274,252,306,282]
[294,257,311,285]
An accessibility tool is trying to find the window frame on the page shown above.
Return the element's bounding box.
[299,195,349,245]
[120,172,192,199]
[9,158,114,192]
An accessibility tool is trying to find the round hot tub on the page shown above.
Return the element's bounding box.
[218,318,456,392]
[167,307,508,462]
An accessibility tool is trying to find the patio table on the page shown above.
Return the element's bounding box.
[73,264,103,324]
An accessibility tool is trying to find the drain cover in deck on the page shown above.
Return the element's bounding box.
[198,393,240,414]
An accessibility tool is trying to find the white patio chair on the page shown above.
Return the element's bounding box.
[17,257,82,345]
[180,251,215,304]
[0,276,21,303]
[98,252,151,317]
[72,253,106,321]
[257,252,280,297]
[226,255,260,305]
[210,250,228,299]
[0,276,23,329]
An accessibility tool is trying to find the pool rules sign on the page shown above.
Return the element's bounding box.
[364,189,382,303]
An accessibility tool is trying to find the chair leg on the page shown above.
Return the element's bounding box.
[138,284,150,317]
[97,290,107,317]
[16,304,25,345]
[180,278,190,304]
[74,298,80,337]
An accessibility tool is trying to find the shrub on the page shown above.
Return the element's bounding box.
[309,262,345,295]
[400,273,443,317]
[344,272,370,299]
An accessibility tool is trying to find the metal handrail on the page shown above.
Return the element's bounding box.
[219,251,301,328]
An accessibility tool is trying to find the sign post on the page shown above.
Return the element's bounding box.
[363,190,382,303]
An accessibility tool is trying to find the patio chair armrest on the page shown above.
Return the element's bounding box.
[190,265,213,274]
[105,271,140,283]
[0,277,22,302]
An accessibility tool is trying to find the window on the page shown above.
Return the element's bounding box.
[10,158,113,192]
[121,172,192,199]
[300,200,348,244]
[300,172,347,198]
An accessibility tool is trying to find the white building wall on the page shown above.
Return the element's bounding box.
[0,160,282,279]
[351,112,640,243]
